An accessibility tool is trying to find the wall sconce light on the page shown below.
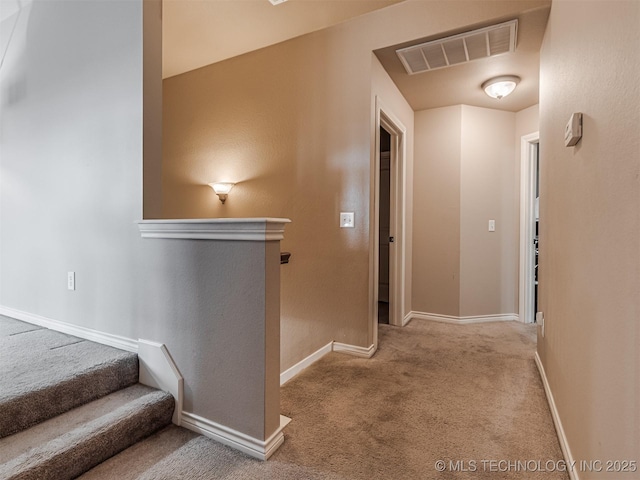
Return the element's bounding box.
[482,75,520,99]
[208,182,235,204]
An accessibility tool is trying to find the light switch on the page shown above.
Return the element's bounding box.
[488,220,496,232]
[340,212,355,228]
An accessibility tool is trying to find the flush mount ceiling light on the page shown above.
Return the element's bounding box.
[482,75,521,99]
[269,0,288,5]
[208,182,235,204]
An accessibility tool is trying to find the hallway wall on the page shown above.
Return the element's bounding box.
[413,105,523,318]
[538,0,640,469]
[161,1,540,369]
[413,106,462,316]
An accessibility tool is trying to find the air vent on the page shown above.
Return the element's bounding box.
[396,19,518,75]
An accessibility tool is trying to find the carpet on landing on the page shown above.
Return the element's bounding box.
[81,320,567,479]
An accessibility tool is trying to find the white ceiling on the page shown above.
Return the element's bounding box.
[162,0,403,79]
[162,0,550,112]
[374,6,550,112]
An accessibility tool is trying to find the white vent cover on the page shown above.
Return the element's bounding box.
[396,19,518,75]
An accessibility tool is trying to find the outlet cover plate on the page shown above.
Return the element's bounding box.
[340,212,355,228]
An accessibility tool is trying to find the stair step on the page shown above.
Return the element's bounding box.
[0,385,174,480]
[0,316,138,438]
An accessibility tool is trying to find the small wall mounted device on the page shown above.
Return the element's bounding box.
[564,112,582,147]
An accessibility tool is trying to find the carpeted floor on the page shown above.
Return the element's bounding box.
[0,315,138,438]
[81,320,567,479]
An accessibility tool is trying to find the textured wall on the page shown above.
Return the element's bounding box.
[459,106,517,317]
[162,1,540,368]
[538,0,640,470]
[413,106,462,316]
[413,106,521,318]
[0,0,280,442]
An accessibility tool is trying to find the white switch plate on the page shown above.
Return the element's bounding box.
[488,220,496,232]
[340,212,355,228]
[67,272,75,291]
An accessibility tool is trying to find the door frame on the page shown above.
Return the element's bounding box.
[371,96,407,348]
[518,132,539,324]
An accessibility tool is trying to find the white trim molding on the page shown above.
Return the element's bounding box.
[519,132,540,324]
[280,342,332,386]
[280,340,378,385]
[138,340,184,426]
[181,412,291,461]
[371,96,409,352]
[0,305,138,352]
[138,218,291,241]
[535,352,579,480]
[333,341,377,358]
[408,311,518,325]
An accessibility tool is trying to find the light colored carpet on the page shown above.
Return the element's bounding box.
[0,315,138,438]
[81,320,567,479]
[0,388,174,480]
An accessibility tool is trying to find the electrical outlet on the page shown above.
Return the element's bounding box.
[536,311,544,337]
[340,212,355,228]
[67,272,75,291]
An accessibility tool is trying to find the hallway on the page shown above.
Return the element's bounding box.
[83,320,567,479]
[277,320,566,479]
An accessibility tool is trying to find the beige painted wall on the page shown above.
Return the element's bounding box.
[162,1,540,370]
[413,105,523,318]
[515,104,539,143]
[143,0,163,219]
[460,106,517,317]
[413,106,462,316]
[538,0,640,472]
[163,29,373,372]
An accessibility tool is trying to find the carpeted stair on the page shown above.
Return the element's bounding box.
[0,315,175,480]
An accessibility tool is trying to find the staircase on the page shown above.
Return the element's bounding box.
[0,315,175,480]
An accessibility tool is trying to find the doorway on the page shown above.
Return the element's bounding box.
[371,97,407,349]
[378,127,391,325]
[519,132,540,324]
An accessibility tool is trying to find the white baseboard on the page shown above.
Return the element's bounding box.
[0,305,138,352]
[408,311,518,325]
[280,340,377,385]
[333,341,376,358]
[402,312,413,326]
[181,411,291,461]
[138,339,184,426]
[280,342,332,386]
[535,352,579,480]
[0,305,184,426]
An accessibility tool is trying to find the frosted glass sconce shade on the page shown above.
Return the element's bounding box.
[208,182,235,204]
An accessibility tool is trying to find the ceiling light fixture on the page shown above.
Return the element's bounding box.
[482,75,520,99]
[268,0,288,5]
